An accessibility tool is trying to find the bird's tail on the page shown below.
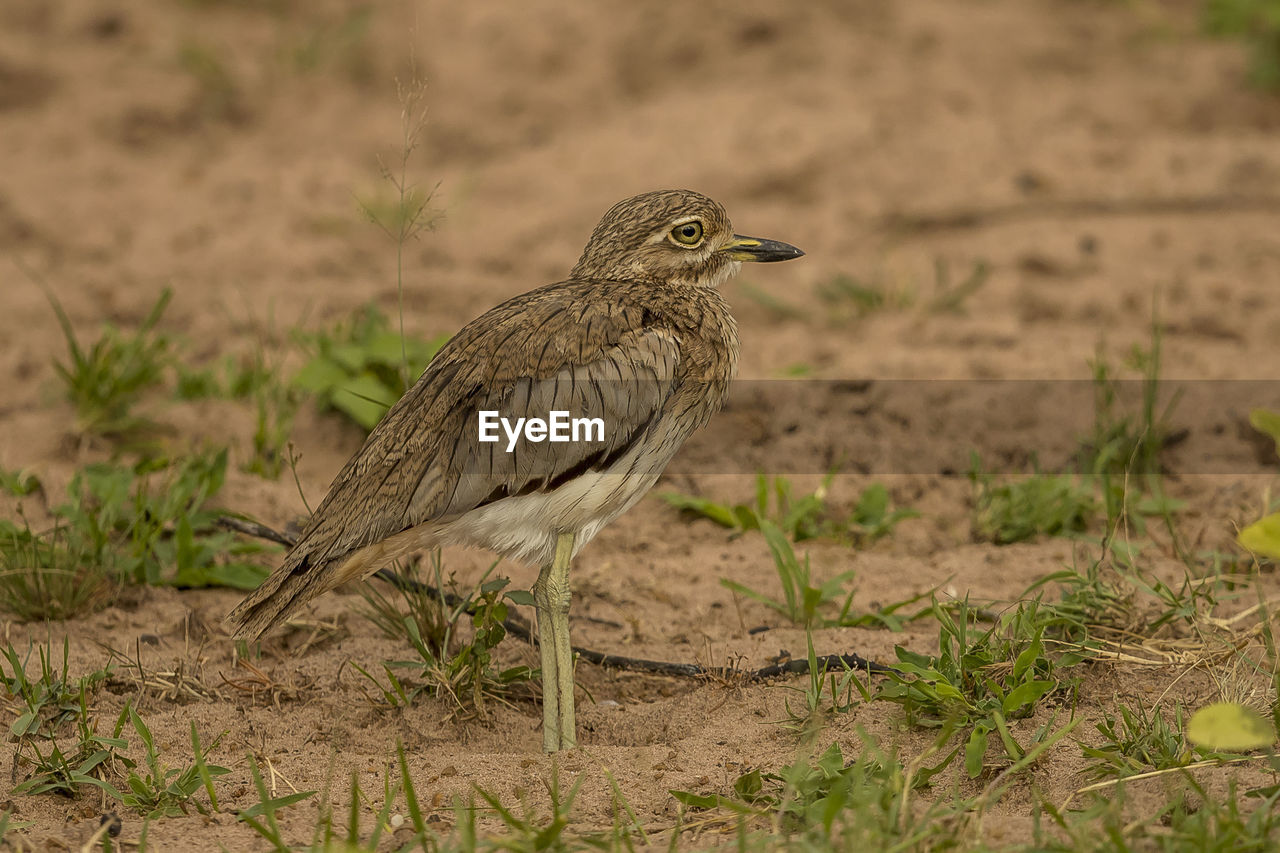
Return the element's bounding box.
[223,549,333,643]
[224,525,437,642]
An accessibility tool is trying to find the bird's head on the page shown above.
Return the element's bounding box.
[570,189,804,288]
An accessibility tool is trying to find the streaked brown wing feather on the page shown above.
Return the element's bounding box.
[411,325,679,522]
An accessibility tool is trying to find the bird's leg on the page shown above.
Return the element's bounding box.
[533,531,577,751]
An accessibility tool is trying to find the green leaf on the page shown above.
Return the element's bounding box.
[669,789,721,810]
[732,768,763,801]
[658,493,739,528]
[506,589,535,606]
[1012,632,1043,682]
[1002,679,1056,716]
[1250,408,1280,459]
[1239,512,1280,560]
[853,483,889,524]
[964,727,988,778]
[236,789,318,819]
[291,356,350,394]
[1186,702,1277,751]
[330,372,398,430]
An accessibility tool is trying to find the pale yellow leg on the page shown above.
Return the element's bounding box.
[532,532,577,751]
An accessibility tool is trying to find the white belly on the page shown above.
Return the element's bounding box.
[438,445,666,566]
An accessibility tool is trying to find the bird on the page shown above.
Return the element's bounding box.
[225,189,804,751]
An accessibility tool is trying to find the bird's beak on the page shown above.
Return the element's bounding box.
[719,235,805,263]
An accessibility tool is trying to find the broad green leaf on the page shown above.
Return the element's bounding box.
[1238,512,1280,560]
[1250,408,1280,459]
[965,727,988,778]
[658,493,738,528]
[1002,679,1056,715]
[1186,702,1276,751]
[331,372,398,430]
[291,357,349,394]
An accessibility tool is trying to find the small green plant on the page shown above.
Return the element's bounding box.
[48,287,173,438]
[661,474,917,545]
[293,303,448,430]
[472,765,586,851]
[10,715,127,799]
[875,597,1087,778]
[1035,778,1280,851]
[927,257,989,313]
[237,753,319,848]
[175,351,277,402]
[671,735,964,849]
[722,520,932,630]
[1080,700,1194,780]
[174,347,301,479]
[243,377,301,479]
[0,466,39,496]
[178,40,246,124]
[287,6,375,81]
[115,708,229,818]
[968,454,1099,544]
[0,507,118,621]
[1080,313,1181,531]
[1,637,111,739]
[0,450,274,611]
[776,631,871,736]
[722,521,855,628]
[356,553,532,716]
[4,638,122,799]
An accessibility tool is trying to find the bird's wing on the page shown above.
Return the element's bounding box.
[287,286,682,570]
[407,323,680,523]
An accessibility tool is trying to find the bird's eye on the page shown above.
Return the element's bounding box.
[669,221,704,247]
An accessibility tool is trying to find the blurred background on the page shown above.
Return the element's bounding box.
[4,0,1279,487]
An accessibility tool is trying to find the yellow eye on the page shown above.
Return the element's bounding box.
[669,220,703,247]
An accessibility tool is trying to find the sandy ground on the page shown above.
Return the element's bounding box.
[2,0,1280,848]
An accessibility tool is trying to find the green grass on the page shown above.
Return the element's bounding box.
[1080,313,1183,533]
[1074,699,1250,782]
[0,467,39,497]
[355,552,533,717]
[876,596,1089,779]
[720,520,932,630]
[4,638,121,800]
[0,448,274,621]
[774,631,871,736]
[116,709,229,818]
[745,256,988,324]
[968,455,1099,545]
[48,287,173,440]
[661,473,918,545]
[815,271,915,320]
[1032,778,1280,852]
[671,733,972,849]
